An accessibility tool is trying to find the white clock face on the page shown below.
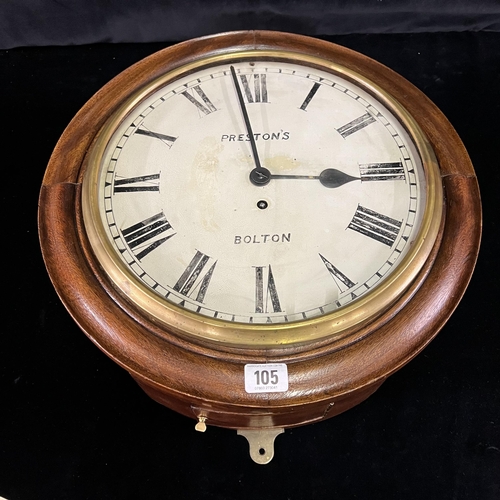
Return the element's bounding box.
[88,57,430,325]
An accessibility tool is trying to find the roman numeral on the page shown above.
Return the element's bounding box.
[337,112,376,138]
[359,162,405,181]
[113,173,160,193]
[319,254,355,293]
[299,82,320,110]
[174,250,217,303]
[181,85,217,115]
[347,205,402,247]
[121,212,175,260]
[254,265,282,313]
[239,74,268,103]
[135,127,177,148]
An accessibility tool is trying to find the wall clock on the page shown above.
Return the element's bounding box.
[39,31,481,464]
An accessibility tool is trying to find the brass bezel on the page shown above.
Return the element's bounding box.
[82,49,443,349]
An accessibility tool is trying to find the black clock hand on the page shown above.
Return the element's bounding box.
[230,65,265,174]
[249,168,359,188]
[230,65,358,189]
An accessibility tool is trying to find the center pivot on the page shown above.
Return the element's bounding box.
[250,167,272,186]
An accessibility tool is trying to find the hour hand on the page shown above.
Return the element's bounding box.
[317,168,359,188]
[249,168,359,188]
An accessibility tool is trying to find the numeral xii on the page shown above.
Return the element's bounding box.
[239,74,268,103]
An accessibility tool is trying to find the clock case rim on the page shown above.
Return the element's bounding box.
[39,31,481,429]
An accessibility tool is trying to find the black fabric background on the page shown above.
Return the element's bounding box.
[1,5,499,499]
[2,0,500,48]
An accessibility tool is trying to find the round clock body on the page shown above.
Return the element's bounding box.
[39,31,481,458]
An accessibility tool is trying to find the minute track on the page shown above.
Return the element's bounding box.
[95,58,426,324]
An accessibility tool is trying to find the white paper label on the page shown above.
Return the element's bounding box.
[244,363,288,393]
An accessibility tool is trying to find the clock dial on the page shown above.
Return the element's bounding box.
[83,54,441,342]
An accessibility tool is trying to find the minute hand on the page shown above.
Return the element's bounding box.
[230,65,264,172]
[251,168,360,188]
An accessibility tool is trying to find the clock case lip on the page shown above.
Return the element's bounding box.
[39,31,481,426]
[80,46,443,351]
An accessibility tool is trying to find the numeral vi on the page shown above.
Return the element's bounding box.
[254,265,282,313]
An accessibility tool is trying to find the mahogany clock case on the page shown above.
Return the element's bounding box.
[39,28,467,433]
[2,32,498,499]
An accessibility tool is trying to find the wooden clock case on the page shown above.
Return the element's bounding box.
[38,31,481,432]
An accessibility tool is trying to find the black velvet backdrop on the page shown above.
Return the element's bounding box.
[2,0,500,48]
[1,3,499,499]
